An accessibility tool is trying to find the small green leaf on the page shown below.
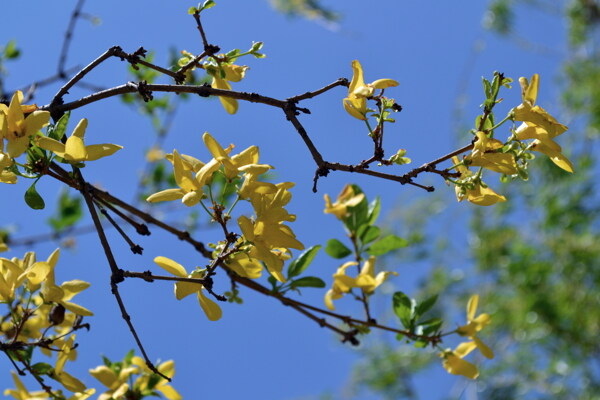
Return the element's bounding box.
[393,291,415,329]
[358,225,380,245]
[31,362,53,375]
[199,0,216,11]
[290,276,326,289]
[343,184,369,232]
[49,111,70,141]
[366,197,381,225]
[367,234,407,256]
[415,294,438,317]
[187,6,198,14]
[325,238,352,259]
[287,245,321,278]
[3,40,20,59]
[420,318,443,335]
[24,181,45,210]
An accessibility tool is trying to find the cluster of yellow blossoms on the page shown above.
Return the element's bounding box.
[439,294,494,379]
[0,90,122,186]
[1,249,94,396]
[453,74,572,206]
[0,91,50,183]
[148,132,303,320]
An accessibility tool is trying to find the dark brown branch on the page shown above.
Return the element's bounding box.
[287,78,349,102]
[75,170,169,381]
[58,0,86,77]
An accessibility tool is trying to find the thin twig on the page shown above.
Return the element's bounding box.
[58,0,86,76]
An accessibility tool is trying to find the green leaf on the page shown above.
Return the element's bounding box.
[187,6,198,14]
[31,362,53,375]
[24,181,45,210]
[287,245,321,278]
[325,238,352,259]
[358,225,381,245]
[367,234,407,256]
[3,40,20,59]
[415,294,438,317]
[420,318,443,335]
[199,0,216,11]
[366,196,381,225]
[393,291,415,329]
[48,189,82,231]
[49,111,70,141]
[290,276,326,289]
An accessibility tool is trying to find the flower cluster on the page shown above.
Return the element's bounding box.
[324,256,397,310]
[1,249,94,396]
[439,294,494,379]
[451,74,572,206]
[147,132,304,319]
[0,91,50,184]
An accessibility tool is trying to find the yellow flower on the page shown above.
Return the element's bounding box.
[343,60,399,120]
[514,74,568,137]
[154,256,222,321]
[203,131,259,179]
[0,91,50,158]
[513,74,573,172]
[324,184,365,220]
[439,341,480,379]
[515,122,573,172]
[37,118,122,163]
[38,249,94,317]
[209,63,248,114]
[52,335,87,393]
[90,363,138,400]
[452,156,507,206]
[325,257,396,310]
[131,357,182,400]
[456,294,494,359]
[4,371,50,400]
[466,131,518,175]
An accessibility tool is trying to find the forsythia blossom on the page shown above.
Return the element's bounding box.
[153,256,222,321]
[37,118,122,163]
[324,256,397,310]
[323,184,365,220]
[452,156,507,206]
[513,74,573,172]
[344,60,399,120]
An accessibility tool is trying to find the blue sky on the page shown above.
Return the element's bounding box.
[1,1,568,399]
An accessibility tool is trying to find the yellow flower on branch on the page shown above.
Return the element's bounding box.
[439,341,480,379]
[209,62,248,114]
[89,363,138,400]
[323,184,365,220]
[343,60,399,120]
[466,131,518,175]
[4,371,50,400]
[452,156,506,206]
[0,90,50,158]
[37,118,122,163]
[456,294,494,359]
[153,256,222,321]
[52,335,87,393]
[513,74,573,172]
[324,256,397,310]
[131,356,182,400]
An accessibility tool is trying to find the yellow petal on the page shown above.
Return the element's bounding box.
[24,111,51,137]
[197,290,222,321]
[153,256,187,277]
[174,280,201,300]
[60,301,94,316]
[54,371,87,393]
[473,336,494,359]
[212,78,238,114]
[466,294,479,321]
[370,78,399,89]
[64,136,87,161]
[84,144,123,161]
[146,188,186,203]
[349,60,366,94]
[442,353,479,379]
[37,136,67,157]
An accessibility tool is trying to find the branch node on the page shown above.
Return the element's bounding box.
[112,268,125,285]
[136,80,154,102]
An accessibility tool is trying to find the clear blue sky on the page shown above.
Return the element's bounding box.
[1,1,566,399]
